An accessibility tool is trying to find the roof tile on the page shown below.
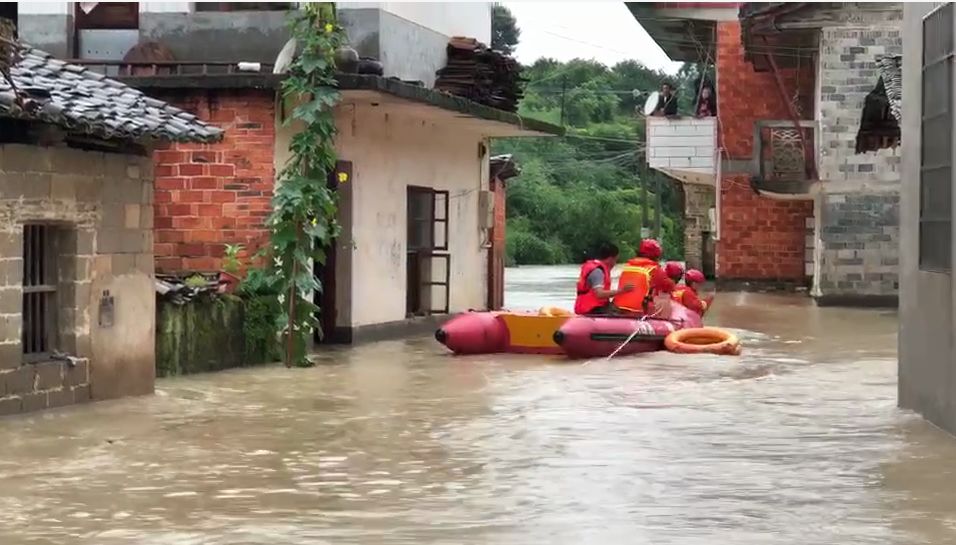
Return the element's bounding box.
[1,45,223,143]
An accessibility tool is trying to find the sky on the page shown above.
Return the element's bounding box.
[502,1,683,74]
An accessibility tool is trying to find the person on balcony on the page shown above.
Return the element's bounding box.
[573,243,634,315]
[652,82,678,117]
[672,269,710,315]
[695,85,717,118]
[612,239,676,315]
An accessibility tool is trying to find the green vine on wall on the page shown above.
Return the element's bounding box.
[267,2,345,367]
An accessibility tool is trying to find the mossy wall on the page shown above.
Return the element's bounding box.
[156,295,276,377]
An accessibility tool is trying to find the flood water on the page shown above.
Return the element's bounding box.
[3,266,956,544]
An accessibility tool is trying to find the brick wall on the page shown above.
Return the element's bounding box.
[152,89,276,273]
[0,145,155,416]
[815,18,902,303]
[716,20,815,282]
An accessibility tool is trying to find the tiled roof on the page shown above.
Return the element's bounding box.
[878,54,902,123]
[0,45,223,143]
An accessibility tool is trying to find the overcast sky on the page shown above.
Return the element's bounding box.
[501,1,683,74]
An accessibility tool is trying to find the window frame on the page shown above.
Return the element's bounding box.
[919,3,955,274]
[22,224,58,362]
[405,186,451,316]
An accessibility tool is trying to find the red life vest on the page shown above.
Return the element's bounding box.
[574,259,610,314]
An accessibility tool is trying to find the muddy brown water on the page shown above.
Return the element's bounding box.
[2,265,956,544]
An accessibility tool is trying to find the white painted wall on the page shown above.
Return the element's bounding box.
[343,1,491,43]
[334,103,487,327]
[17,2,70,14]
[646,117,717,171]
[274,102,490,328]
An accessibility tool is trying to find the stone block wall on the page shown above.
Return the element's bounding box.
[815,17,903,304]
[715,21,815,282]
[151,89,276,273]
[683,183,715,272]
[0,144,155,416]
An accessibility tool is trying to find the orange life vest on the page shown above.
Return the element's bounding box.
[574,259,611,315]
[612,257,658,312]
[672,285,708,313]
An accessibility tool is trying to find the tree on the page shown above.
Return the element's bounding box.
[492,4,520,55]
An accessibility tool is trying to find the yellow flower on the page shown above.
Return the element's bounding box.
[325,23,334,34]
[337,172,349,184]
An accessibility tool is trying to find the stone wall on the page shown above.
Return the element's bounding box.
[683,184,715,272]
[814,15,903,305]
[151,89,276,273]
[0,144,155,416]
[715,20,815,283]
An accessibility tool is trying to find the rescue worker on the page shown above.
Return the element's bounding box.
[672,268,709,315]
[664,261,684,284]
[573,243,634,315]
[612,239,675,314]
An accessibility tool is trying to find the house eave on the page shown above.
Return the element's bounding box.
[625,2,736,63]
[337,74,563,137]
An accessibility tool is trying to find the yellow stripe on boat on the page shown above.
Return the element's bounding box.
[499,313,570,349]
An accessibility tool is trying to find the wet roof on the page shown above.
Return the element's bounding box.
[0,45,223,143]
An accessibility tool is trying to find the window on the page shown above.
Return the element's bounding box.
[195,3,292,12]
[22,224,57,360]
[919,4,954,273]
[406,187,449,316]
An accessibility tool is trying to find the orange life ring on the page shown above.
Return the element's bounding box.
[664,327,741,356]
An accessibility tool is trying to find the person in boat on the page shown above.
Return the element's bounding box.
[612,239,676,315]
[573,243,635,315]
[664,261,684,284]
[672,268,709,315]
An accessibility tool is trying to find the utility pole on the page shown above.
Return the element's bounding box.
[654,174,662,239]
[559,76,567,126]
[640,166,648,238]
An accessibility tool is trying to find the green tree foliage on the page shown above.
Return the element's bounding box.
[491,4,520,55]
[494,57,702,266]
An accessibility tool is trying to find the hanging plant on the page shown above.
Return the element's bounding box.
[265,2,345,367]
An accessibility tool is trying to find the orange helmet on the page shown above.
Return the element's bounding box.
[685,269,706,284]
[664,261,684,280]
[638,238,662,260]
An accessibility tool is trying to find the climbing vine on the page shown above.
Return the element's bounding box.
[266,2,346,367]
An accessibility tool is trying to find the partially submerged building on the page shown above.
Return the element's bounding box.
[630,2,902,306]
[14,2,561,344]
[0,33,219,415]
[898,3,956,435]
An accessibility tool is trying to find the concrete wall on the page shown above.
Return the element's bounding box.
[813,8,903,305]
[0,144,155,416]
[139,10,291,64]
[898,3,956,433]
[344,2,491,44]
[17,2,72,59]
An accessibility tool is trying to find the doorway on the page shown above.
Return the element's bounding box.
[313,161,351,344]
[406,186,449,317]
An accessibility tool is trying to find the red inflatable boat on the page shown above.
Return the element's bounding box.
[435,301,704,359]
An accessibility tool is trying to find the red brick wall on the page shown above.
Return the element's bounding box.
[152,89,276,273]
[716,20,813,281]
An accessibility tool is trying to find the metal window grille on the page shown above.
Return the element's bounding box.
[919,3,955,272]
[22,224,57,360]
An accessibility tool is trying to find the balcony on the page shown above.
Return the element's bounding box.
[645,116,717,186]
[751,120,818,196]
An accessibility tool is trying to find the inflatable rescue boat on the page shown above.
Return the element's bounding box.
[435,301,705,359]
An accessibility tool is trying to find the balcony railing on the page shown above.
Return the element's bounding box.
[69,60,275,78]
[645,116,717,186]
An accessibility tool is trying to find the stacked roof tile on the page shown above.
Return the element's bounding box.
[0,45,222,143]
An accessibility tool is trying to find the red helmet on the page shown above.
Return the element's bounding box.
[638,238,662,259]
[685,269,706,284]
[664,261,684,280]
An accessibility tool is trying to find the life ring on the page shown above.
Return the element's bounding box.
[665,327,741,356]
[538,306,573,317]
